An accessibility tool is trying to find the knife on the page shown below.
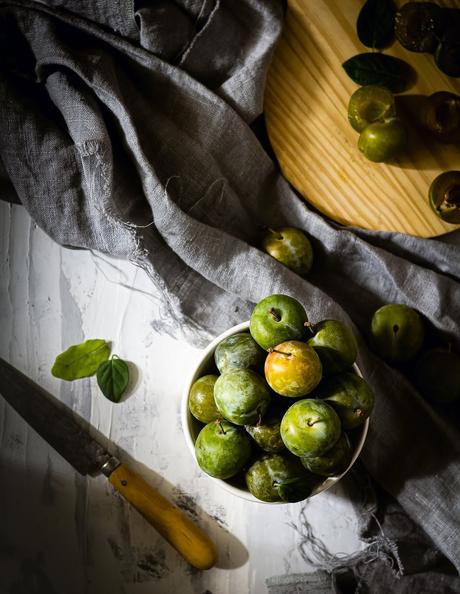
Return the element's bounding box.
[0,357,217,570]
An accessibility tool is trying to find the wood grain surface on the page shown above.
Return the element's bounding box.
[265,0,460,237]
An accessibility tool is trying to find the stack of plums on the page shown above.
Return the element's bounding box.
[188,294,374,503]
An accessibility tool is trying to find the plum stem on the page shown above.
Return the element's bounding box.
[268,348,292,357]
[268,227,283,240]
[304,321,315,335]
[354,408,364,418]
[215,419,226,434]
[268,308,281,322]
[307,418,320,427]
[260,224,283,239]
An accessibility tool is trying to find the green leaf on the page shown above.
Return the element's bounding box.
[96,355,130,403]
[357,0,396,50]
[52,339,110,380]
[342,52,415,93]
[276,477,313,503]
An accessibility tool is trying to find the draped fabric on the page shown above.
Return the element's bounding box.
[1,1,460,589]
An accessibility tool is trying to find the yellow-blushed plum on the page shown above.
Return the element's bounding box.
[265,341,322,397]
[261,227,314,275]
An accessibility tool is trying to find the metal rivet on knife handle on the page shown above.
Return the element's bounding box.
[101,456,121,477]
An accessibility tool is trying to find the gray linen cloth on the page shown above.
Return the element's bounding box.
[1,1,460,591]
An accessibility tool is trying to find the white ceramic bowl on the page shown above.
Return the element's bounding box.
[181,321,369,503]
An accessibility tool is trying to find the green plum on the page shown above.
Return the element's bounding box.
[264,340,322,397]
[280,399,341,457]
[195,420,252,479]
[317,372,374,429]
[422,92,460,144]
[188,374,220,423]
[301,433,353,477]
[348,85,396,133]
[358,117,407,163]
[413,349,460,403]
[395,2,444,53]
[214,368,271,426]
[214,332,265,374]
[307,320,358,375]
[370,303,424,363]
[245,407,285,453]
[435,24,460,78]
[245,453,315,502]
[250,294,309,350]
[262,227,314,275]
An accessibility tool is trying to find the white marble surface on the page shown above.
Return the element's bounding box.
[0,202,364,594]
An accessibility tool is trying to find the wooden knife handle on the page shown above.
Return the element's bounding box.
[108,463,217,570]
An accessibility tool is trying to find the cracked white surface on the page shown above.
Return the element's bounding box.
[0,202,364,594]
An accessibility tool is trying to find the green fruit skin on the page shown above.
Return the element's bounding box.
[435,26,460,78]
[414,349,460,404]
[245,409,285,453]
[423,92,460,144]
[280,399,341,457]
[395,2,444,53]
[347,85,396,133]
[358,118,407,163]
[189,375,220,423]
[214,368,271,426]
[264,340,322,397]
[316,372,374,430]
[307,320,358,375]
[195,421,252,479]
[250,294,309,351]
[301,433,353,477]
[245,453,310,502]
[214,332,265,374]
[262,227,314,275]
[371,303,424,363]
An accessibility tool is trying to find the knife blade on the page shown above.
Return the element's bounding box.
[0,357,217,570]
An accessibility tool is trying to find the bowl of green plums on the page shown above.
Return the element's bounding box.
[181,294,374,503]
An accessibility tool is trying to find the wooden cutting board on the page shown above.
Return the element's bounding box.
[265,0,460,237]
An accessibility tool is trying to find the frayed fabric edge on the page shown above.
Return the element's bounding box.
[267,480,404,594]
[289,505,403,577]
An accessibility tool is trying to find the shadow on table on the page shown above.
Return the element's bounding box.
[393,94,460,172]
[0,456,247,594]
[113,445,249,571]
[0,363,249,576]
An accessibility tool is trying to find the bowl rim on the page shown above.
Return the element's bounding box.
[180,321,369,504]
